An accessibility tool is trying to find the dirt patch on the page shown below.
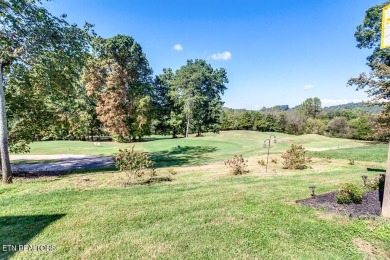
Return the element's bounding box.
[297,190,383,218]
[353,238,387,259]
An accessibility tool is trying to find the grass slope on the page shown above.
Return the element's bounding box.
[21,131,369,167]
[308,143,388,163]
[0,157,389,259]
[2,131,389,259]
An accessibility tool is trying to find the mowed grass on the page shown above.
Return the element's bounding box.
[0,155,389,259]
[20,131,371,167]
[2,131,389,259]
[0,131,390,259]
[308,143,389,163]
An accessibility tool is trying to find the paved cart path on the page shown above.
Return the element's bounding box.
[10,154,115,172]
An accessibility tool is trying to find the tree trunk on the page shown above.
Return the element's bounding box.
[381,141,390,218]
[185,114,190,138]
[0,65,12,184]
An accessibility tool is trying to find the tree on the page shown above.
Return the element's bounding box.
[153,68,185,138]
[299,97,322,119]
[285,111,306,135]
[348,1,390,217]
[239,111,253,130]
[305,118,327,135]
[0,0,91,183]
[83,35,153,141]
[327,117,349,137]
[348,116,373,140]
[170,59,228,137]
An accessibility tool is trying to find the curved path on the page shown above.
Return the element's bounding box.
[10,154,114,173]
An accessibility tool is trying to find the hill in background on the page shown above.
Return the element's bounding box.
[224,102,381,114]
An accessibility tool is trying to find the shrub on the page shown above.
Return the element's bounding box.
[258,159,265,166]
[271,158,278,164]
[366,174,385,191]
[281,144,311,170]
[348,159,355,165]
[168,168,178,175]
[9,140,30,154]
[115,146,154,184]
[336,183,364,204]
[225,155,249,175]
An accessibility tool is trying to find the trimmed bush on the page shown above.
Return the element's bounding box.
[336,183,364,204]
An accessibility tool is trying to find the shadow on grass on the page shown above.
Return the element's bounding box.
[149,145,218,168]
[140,136,184,142]
[367,168,386,173]
[13,166,118,179]
[0,214,65,259]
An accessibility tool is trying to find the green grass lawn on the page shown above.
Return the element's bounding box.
[2,131,389,259]
[20,131,371,167]
[308,143,389,163]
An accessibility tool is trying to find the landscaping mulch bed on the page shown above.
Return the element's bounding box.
[297,190,383,218]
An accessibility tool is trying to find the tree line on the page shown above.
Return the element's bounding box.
[1,0,228,183]
[1,0,389,185]
[221,97,384,141]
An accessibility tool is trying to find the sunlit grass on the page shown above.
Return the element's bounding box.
[1,155,389,259]
[21,131,370,167]
[308,143,388,163]
[2,131,389,259]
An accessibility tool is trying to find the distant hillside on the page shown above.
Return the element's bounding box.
[322,102,381,114]
[223,105,289,113]
[224,102,381,114]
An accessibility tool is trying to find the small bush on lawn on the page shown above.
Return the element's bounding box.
[258,159,265,166]
[336,183,364,204]
[348,159,355,165]
[225,155,249,175]
[366,174,385,191]
[115,146,154,184]
[168,168,178,175]
[281,144,312,170]
[271,158,278,164]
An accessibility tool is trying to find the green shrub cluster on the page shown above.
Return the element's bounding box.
[281,144,311,170]
[366,174,385,191]
[336,183,364,204]
[225,155,249,175]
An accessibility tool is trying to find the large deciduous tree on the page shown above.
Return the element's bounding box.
[347,1,390,217]
[83,35,153,141]
[170,59,228,137]
[0,0,91,183]
[153,68,185,138]
[299,97,322,119]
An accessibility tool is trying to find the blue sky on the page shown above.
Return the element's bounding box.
[44,0,384,109]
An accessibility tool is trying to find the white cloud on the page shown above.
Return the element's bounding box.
[321,98,364,107]
[173,44,183,51]
[211,51,232,61]
[303,84,314,90]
